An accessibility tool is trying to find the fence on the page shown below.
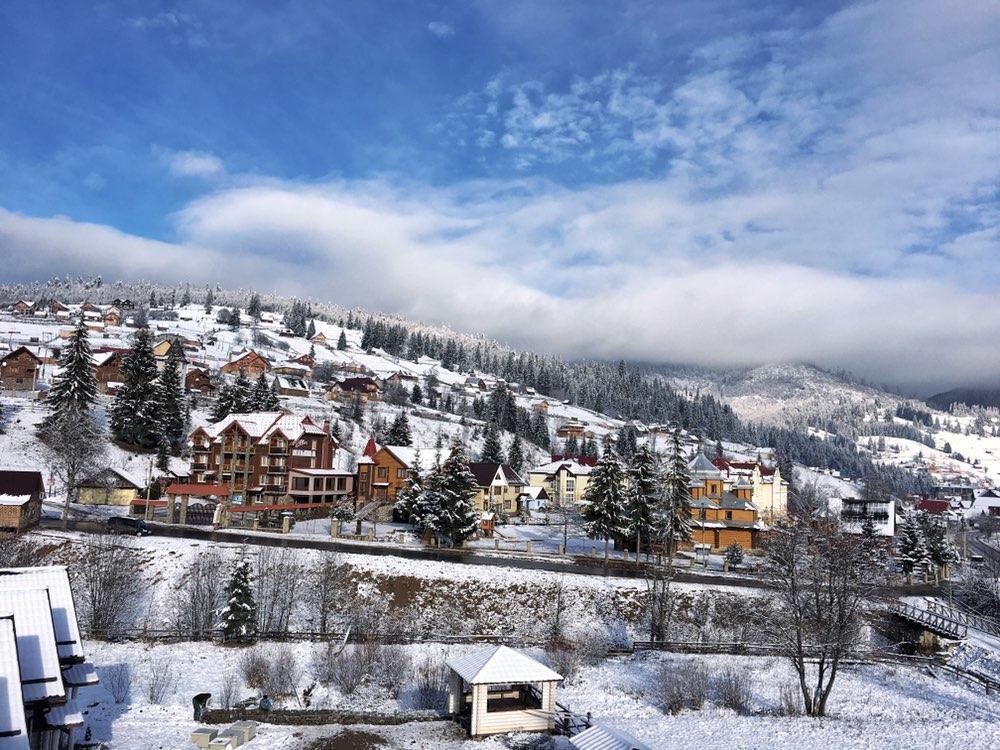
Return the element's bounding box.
[924,600,1000,638]
[888,601,968,640]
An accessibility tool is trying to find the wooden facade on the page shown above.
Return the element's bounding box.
[77,468,142,506]
[0,346,42,391]
[220,350,270,377]
[184,367,217,393]
[93,350,127,393]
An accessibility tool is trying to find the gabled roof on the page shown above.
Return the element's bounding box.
[467,462,526,488]
[0,567,84,663]
[0,613,28,749]
[0,346,42,365]
[530,459,594,476]
[0,472,44,498]
[447,645,562,685]
[381,446,440,471]
[198,411,327,445]
[0,589,65,705]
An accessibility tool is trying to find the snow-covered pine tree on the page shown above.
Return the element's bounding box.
[219,556,257,643]
[181,284,191,306]
[435,441,480,545]
[386,411,412,446]
[724,541,744,568]
[481,422,504,463]
[627,445,661,557]
[307,320,316,339]
[337,330,348,350]
[155,436,169,472]
[42,315,98,432]
[581,448,627,559]
[265,376,281,410]
[110,328,160,448]
[393,453,423,525]
[564,434,580,456]
[249,373,279,411]
[919,512,959,581]
[411,383,423,404]
[204,288,214,315]
[859,514,889,576]
[155,345,186,450]
[231,370,254,412]
[895,510,929,583]
[660,428,694,557]
[507,435,525,474]
[247,292,262,321]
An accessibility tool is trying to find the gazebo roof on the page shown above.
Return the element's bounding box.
[447,645,562,685]
[570,723,652,750]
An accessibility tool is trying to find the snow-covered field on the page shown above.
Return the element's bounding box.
[75,640,1000,750]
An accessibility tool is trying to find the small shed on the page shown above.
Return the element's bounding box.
[446,645,562,737]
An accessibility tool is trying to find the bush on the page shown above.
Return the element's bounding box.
[654,660,709,714]
[218,672,240,709]
[239,647,272,691]
[267,647,301,697]
[715,668,753,714]
[374,645,411,698]
[545,644,583,684]
[330,647,373,695]
[144,656,177,704]
[105,662,133,704]
[413,655,448,710]
[777,681,801,716]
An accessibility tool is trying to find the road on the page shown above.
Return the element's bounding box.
[37,516,946,596]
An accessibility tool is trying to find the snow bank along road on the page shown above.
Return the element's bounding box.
[40,517,944,595]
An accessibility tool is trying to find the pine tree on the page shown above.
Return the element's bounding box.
[581,449,628,559]
[204,288,214,315]
[435,442,480,545]
[627,445,661,557]
[507,435,525,474]
[859,514,888,576]
[218,556,257,642]
[386,411,413,446]
[155,436,170,472]
[531,412,550,449]
[564,435,579,456]
[724,541,744,568]
[660,428,694,556]
[307,320,316,339]
[337,330,348,350]
[481,422,504,463]
[919,512,959,581]
[42,316,98,431]
[110,329,160,447]
[394,453,423,525]
[411,383,422,404]
[155,345,186,449]
[896,510,930,583]
[181,284,191,306]
[249,373,279,411]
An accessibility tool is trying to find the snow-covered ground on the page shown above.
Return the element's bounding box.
[74,640,1000,750]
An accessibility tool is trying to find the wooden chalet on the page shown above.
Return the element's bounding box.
[184,367,217,394]
[9,300,34,316]
[0,346,42,391]
[220,350,270,377]
[324,376,380,403]
[92,349,127,393]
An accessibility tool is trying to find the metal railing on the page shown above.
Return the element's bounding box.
[889,601,968,640]
[924,600,1000,638]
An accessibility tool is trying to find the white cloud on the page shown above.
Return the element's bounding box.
[163,150,226,179]
[427,21,455,39]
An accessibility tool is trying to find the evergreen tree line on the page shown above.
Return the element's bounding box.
[894,509,960,583]
[211,371,281,422]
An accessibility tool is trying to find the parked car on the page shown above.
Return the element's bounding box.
[107,516,151,536]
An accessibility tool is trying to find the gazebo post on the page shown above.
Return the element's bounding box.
[179,493,190,525]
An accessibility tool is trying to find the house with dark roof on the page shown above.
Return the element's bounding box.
[324,376,380,403]
[0,346,42,391]
[0,470,45,531]
[468,462,527,514]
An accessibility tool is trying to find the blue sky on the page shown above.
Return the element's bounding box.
[1,1,998,389]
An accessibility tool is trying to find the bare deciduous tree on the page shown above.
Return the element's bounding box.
[74,535,147,638]
[43,410,106,530]
[762,517,878,716]
[255,547,303,635]
[168,549,227,638]
[303,555,347,635]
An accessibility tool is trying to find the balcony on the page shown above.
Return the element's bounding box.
[192,443,210,452]
[269,444,289,455]
[267,465,286,474]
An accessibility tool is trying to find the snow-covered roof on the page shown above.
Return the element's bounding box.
[382,446,440,470]
[0,495,30,507]
[447,645,562,685]
[0,589,64,704]
[570,724,652,750]
[62,661,99,688]
[200,411,325,444]
[0,567,84,662]
[529,459,594,476]
[43,698,83,728]
[0,613,28,749]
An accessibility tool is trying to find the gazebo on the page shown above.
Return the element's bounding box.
[446,645,562,737]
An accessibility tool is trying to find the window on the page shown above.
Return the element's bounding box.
[725,510,733,521]
[377,467,388,479]
[397,468,407,479]
[337,478,346,491]
[699,508,707,521]
[493,486,502,495]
